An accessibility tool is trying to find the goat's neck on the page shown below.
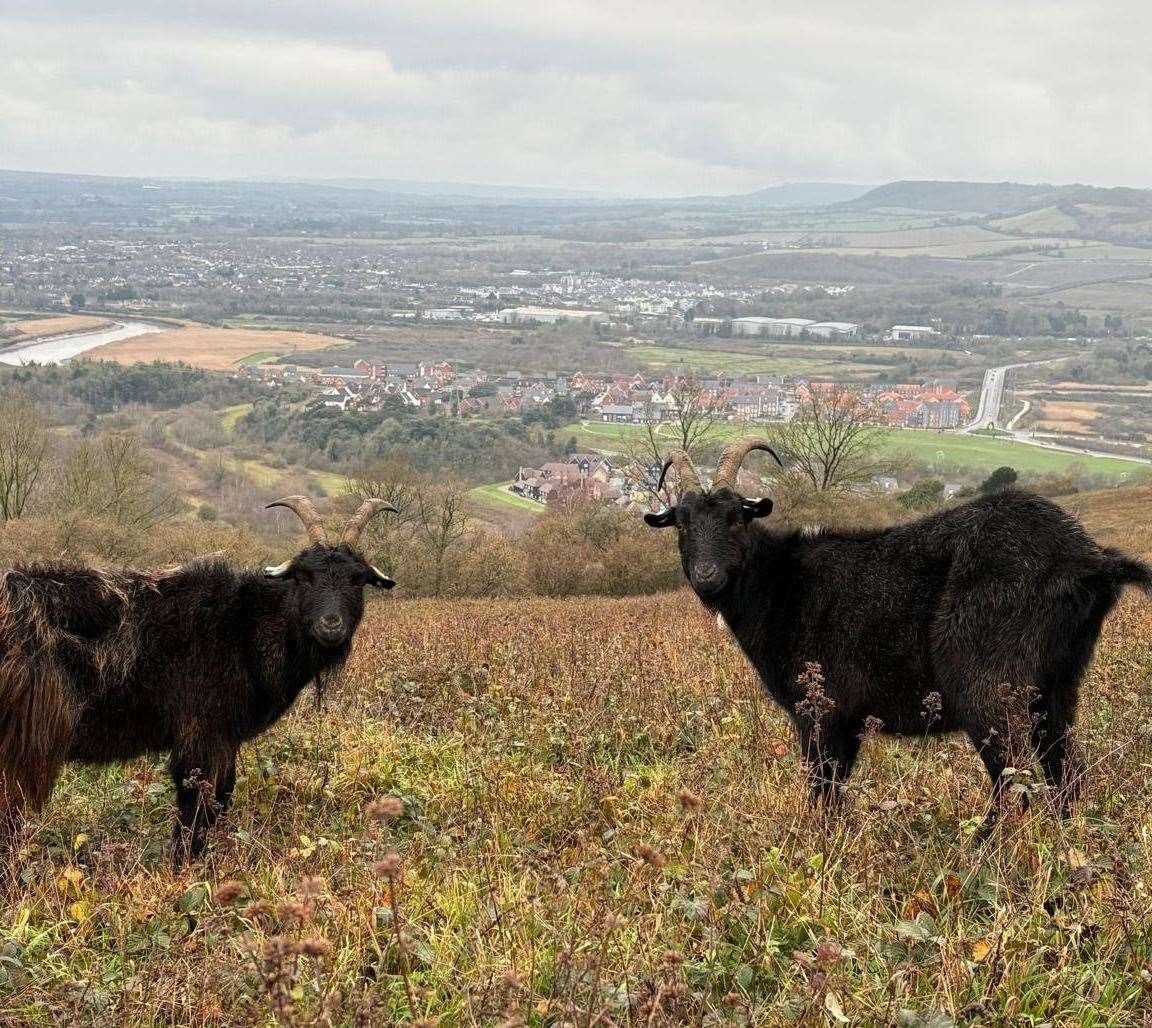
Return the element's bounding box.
[711,528,797,708]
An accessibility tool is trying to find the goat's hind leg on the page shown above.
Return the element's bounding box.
[1031,684,1083,820]
[170,746,238,869]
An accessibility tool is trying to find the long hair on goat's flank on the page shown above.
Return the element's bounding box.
[0,566,145,811]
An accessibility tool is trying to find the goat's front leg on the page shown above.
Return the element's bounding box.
[797,718,860,812]
[169,748,236,870]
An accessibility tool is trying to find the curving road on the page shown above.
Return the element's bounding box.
[964,358,1151,467]
[0,318,162,366]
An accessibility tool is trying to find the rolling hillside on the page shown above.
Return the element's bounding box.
[844,180,1152,244]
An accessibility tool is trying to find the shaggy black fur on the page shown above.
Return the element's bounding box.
[0,543,392,866]
[648,488,1151,831]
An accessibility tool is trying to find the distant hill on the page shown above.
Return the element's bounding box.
[845,179,1152,243]
[291,177,605,201]
[733,182,874,207]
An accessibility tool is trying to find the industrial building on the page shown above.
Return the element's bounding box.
[499,306,609,326]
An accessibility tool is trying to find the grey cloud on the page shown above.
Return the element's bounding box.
[1,1,1150,195]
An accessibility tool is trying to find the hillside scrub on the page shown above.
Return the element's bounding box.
[1,577,1149,1024]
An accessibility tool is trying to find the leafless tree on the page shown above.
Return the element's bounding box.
[0,391,52,520]
[55,431,178,528]
[415,478,472,597]
[771,386,890,492]
[621,377,728,503]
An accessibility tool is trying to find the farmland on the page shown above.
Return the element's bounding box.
[4,485,1151,1025]
[88,324,350,370]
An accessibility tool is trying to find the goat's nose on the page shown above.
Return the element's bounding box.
[695,562,720,583]
[319,614,343,631]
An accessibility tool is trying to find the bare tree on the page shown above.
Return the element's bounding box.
[55,431,178,527]
[771,386,890,492]
[344,458,423,572]
[0,391,52,520]
[415,478,472,597]
[621,377,728,503]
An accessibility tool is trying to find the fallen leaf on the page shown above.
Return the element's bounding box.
[825,990,849,1023]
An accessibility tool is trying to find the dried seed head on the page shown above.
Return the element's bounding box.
[214,880,246,905]
[299,937,333,958]
[677,788,703,814]
[662,948,685,966]
[366,795,405,821]
[298,875,327,899]
[374,852,404,878]
[632,843,667,868]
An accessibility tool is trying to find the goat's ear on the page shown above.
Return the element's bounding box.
[644,507,676,529]
[741,497,774,520]
[367,565,396,590]
[264,560,294,578]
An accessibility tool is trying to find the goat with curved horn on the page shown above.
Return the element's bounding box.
[342,498,400,548]
[712,437,783,493]
[266,495,329,547]
[655,449,702,496]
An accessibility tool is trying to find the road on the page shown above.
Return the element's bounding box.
[964,358,1152,467]
[0,318,162,365]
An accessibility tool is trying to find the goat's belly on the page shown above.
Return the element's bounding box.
[69,712,173,764]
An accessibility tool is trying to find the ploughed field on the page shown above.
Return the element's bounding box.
[5,588,1152,1024]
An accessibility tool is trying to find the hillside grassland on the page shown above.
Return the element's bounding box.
[4,487,1151,1025]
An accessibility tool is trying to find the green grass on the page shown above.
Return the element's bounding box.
[235,351,282,366]
[468,483,545,512]
[217,403,254,430]
[559,422,1151,482]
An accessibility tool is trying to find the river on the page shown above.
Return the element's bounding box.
[0,318,164,366]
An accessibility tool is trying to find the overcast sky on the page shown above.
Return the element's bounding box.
[2,1,1150,196]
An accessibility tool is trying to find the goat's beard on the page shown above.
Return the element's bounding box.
[311,659,349,709]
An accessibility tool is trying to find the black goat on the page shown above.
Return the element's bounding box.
[0,495,396,866]
[646,438,1151,832]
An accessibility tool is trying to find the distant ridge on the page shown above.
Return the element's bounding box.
[290,177,606,201]
[846,179,1152,215]
[734,182,874,206]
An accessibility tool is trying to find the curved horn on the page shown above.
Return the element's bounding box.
[712,437,783,493]
[265,495,328,547]
[655,449,702,497]
[341,498,399,548]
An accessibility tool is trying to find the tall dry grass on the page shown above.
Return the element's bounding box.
[2,581,1150,1025]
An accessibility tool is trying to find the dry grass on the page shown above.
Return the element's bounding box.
[2,500,1151,1025]
[2,315,113,340]
[88,325,345,370]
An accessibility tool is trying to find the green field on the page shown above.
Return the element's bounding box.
[468,482,546,512]
[560,421,1150,482]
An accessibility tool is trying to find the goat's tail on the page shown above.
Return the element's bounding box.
[1103,549,1152,597]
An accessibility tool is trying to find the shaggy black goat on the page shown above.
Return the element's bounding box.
[0,495,397,866]
[646,438,1151,832]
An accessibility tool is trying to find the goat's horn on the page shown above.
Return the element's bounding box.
[712,437,783,492]
[341,498,399,548]
[265,495,328,546]
[656,449,702,496]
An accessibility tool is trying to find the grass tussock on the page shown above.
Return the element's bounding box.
[1,586,1150,1026]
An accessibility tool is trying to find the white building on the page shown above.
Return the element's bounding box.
[887,325,939,342]
[422,306,472,321]
[499,306,609,326]
[806,321,860,340]
[731,316,818,338]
